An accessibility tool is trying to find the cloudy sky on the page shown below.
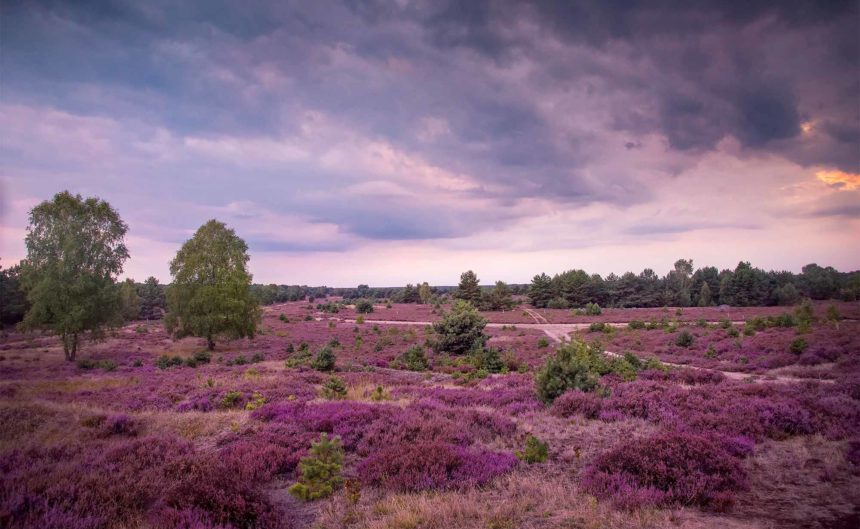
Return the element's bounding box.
[1,0,858,286]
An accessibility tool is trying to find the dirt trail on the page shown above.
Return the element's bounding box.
[523,308,549,324]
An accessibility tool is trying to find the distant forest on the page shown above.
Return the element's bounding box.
[2,259,858,327]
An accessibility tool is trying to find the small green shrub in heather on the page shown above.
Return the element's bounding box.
[355,299,374,313]
[517,435,549,464]
[537,337,550,348]
[675,329,694,347]
[584,302,602,316]
[289,433,344,501]
[789,337,808,355]
[535,340,604,403]
[311,345,336,372]
[321,376,347,399]
[401,345,429,371]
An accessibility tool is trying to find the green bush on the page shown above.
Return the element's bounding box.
[431,300,488,355]
[675,329,694,347]
[584,302,602,316]
[727,326,740,338]
[470,344,504,374]
[289,433,344,501]
[535,340,604,403]
[401,345,429,371]
[219,390,242,409]
[628,320,646,330]
[193,350,212,363]
[321,376,347,399]
[588,322,607,333]
[789,337,808,355]
[537,337,550,348]
[546,297,569,309]
[245,392,266,410]
[279,313,287,322]
[155,355,184,369]
[311,345,337,372]
[355,299,374,314]
[516,435,549,464]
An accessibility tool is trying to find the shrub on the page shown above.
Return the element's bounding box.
[184,357,198,368]
[537,337,550,348]
[401,344,429,371]
[432,300,488,355]
[279,313,287,322]
[321,376,348,400]
[219,390,243,409]
[311,345,336,372]
[369,385,389,401]
[356,315,365,324]
[825,304,842,324]
[789,337,808,355]
[355,299,374,314]
[584,302,602,316]
[727,326,740,337]
[155,355,184,369]
[244,392,267,410]
[193,350,212,363]
[551,389,603,419]
[675,329,694,347]
[289,433,344,501]
[582,431,747,510]
[546,297,569,309]
[628,320,646,330]
[357,441,517,492]
[516,435,549,464]
[251,351,265,363]
[589,322,607,333]
[471,345,504,373]
[534,340,604,403]
[795,299,815,326]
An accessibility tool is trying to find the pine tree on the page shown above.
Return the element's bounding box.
[289,433,344,501]
[454,270,482,304]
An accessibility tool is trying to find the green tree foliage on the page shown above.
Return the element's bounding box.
[773,283,800,306]
[0,261,28,326]
[401,344,429,371]
[312,344,337,371]
[432,300,488,355]
[529,273,554,308]
[119,278,141,321]
[482,280,515,311]
[697,282,712,307]
[19,191,129,361]
[516,435,549,464]
[321,376,347,399]
[454,270,482,304]
[800,263,841,300]
[535,340,606,403]
[164,220,260,350]
[289,433,344,501]
[354,299,374,313]
[139,276,166,320]
[470,344,504,373]
[418,281,432,304]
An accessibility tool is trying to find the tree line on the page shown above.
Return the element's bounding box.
[527,259,860,309]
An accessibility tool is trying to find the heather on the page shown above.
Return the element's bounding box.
[582,431,748,510]
[1,300,859,528]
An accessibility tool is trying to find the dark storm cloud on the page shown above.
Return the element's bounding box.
[1,0,857,246]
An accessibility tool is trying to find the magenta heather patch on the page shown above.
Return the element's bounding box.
[582,431,747,510]
[357,441,517,492]
[551,389,603,419]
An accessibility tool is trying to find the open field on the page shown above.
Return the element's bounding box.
[2,301,859,529]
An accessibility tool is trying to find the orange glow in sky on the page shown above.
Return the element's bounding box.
[815,169,860,190]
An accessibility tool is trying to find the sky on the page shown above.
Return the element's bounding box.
[1,0,858,287]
